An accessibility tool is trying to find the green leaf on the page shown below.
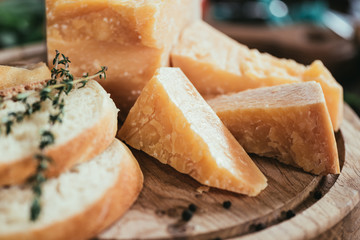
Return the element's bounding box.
[30,197,41,221]
[5,120,13,135]
[32,184,42,195]
[16,92,30,101]
[39,130,55,149]
[78,80,88,89]
[32,101,41,112]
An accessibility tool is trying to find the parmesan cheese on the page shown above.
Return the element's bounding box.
[46,0,201,117]
[118,67,267,196]
[208,82,340,175]
[171,20,343,131]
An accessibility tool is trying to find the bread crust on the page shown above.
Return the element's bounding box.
[0,140,144,240]
[0,96,118,186]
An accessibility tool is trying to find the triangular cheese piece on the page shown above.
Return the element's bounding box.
[171,20,343,131]
[208,82,340,175]
[118,67,267,196]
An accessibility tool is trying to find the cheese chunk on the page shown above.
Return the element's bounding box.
[118,67,267,196]
[0,63,50,90]
[208,82,340,175]
[46,0,201,117]
[171,20,343,131]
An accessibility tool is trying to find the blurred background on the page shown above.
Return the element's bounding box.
[0,0,359,115]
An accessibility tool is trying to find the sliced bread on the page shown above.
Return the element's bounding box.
[0,63,51,90]
[0,139,144,240]
[0,80,118,186]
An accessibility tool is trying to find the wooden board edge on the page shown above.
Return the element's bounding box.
[234,105,360,240]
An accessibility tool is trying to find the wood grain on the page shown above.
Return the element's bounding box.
[1,43,359,240]
[0,43,46,66]
[232,106,360,240]
[98,98,356,240]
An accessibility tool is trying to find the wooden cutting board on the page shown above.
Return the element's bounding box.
[1,43,359,240]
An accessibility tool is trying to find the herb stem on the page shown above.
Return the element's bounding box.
[0,51,107,221]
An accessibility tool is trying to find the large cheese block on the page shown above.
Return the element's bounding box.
[46,0,201,117]
[0,63,50,90]
[208,82,340,175]
[118,67,267,196]
[171,20,343,131]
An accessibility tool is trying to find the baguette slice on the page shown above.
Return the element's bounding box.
[0,80,118,186]
[0,139,144,240]
[0,63,51,90]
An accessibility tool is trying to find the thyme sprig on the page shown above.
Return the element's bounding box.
[0,50,107,221]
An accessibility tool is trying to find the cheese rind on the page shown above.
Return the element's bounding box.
[171,20,343,130]
[118,67,267,196]
[46,0,201,117]
[208,82,340,175]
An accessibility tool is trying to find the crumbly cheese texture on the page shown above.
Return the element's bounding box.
[46,0,201,117]
[0,63,51,90]
[171,20,343,131]
[0,140,125,235]
[208,82,339,175]
[118,67,267,196]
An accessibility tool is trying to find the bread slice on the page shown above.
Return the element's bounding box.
[208,82,339,175]
[0,80,118,186]
[0,63,51,90]
[118,67,267,196]
[0,139,143,240]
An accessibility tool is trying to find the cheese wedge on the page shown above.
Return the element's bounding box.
[118,67,267,196]
[46,0,201,117]
[208,82,340,175]
[0,63,50,90]
[171,20,343,131]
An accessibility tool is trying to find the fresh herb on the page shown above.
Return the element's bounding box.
[0,50,107,221]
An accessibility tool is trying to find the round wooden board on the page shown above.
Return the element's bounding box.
[1,43,359,240]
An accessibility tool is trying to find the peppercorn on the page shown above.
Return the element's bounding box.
[313,191,322,200]
[285,210,296,219]
[182,209,193,221]
[222,200,232,209]
[254,223,266,231]
[188,203,197,212]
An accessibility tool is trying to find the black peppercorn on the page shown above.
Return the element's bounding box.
[254,223,266,231]
[188,203,197,212]
[222,200,232,209]
[313,191,322,200]
[285,210,296,219]
[182,209,193,221]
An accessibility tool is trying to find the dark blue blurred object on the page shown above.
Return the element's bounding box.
[210,0,347,27]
